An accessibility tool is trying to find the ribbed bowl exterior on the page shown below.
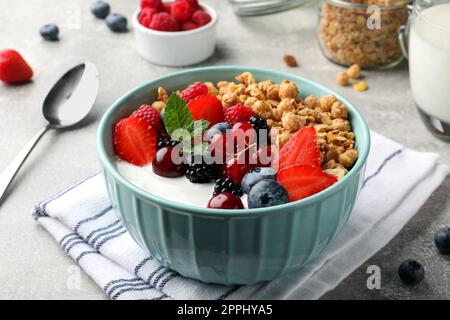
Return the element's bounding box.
[98,67,370,285]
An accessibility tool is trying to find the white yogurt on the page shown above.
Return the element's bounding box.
[409,3,450,123]
[116,160,248,208]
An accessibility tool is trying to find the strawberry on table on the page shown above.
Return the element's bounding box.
[113,117,157,166]
[278,126,321,170]
[0,49,33,85]
[188,95,224,126]
[277,165,337,202]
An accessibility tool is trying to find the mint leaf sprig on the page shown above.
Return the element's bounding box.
[163,92,210,144]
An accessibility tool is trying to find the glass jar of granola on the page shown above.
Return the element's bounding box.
[318,0,411,69]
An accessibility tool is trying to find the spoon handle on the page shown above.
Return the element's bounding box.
[0,126,49,203]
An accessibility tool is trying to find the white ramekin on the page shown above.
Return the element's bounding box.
[132,2,218,67]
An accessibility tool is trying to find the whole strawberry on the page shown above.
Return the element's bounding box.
[131,104,163,134]
[0,49,33,84]
[224,103,254,125]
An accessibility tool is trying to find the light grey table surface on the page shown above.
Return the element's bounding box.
[0,0,449,300]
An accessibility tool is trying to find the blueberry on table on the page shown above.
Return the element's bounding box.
[241,167,276,194]
[105,13,128,32]
[434,227,450,255]
[248,179,288,209]
[398,259,425,285]
[39,24,59,41]
[90,1,110,19]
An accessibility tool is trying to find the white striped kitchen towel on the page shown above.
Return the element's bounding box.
[32,132,449,300]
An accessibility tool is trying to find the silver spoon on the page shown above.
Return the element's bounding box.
[0,62,99,203]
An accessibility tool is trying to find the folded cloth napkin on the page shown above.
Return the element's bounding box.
[32,132,449,300]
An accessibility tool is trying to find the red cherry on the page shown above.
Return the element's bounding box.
[224,158,253,184]
[207,192,244,209]
[231,121,256,149]
[152,146,186,177]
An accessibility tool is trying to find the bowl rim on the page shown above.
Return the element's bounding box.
[132,2,218,37]
[97,66,371,217]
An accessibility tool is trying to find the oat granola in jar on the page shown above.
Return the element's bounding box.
[318,0,410,69]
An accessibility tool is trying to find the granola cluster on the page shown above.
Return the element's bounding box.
[318,0,408,69]
[152,72,358,179]
[336,63,368,92]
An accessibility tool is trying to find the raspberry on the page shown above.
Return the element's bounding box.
[171,0,192,22]
[149,12,179,31]
[224,104,254,125]
[181,21,198,31]
[163,2,173,14]
[139,7,157,28]
[180,82,208,104]
[191,10,211,27]
[131,105,163,133]
[179,0,200,11]
[141,0,164,11]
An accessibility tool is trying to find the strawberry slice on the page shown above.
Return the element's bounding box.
[278,126,321,170]
[113,117,156,166]
[188,95,224,127]
[277,165,337,202]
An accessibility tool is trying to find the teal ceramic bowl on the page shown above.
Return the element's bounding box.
[97,66,370,285]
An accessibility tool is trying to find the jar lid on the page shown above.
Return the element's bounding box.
[326,0,411,10]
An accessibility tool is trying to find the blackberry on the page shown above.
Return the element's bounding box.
[157,137,178,149]
[214,178,243,197]
[249,116,268,131]
[185,162,218,183]
[249,116,269,146]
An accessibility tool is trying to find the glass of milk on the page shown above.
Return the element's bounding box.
[399,0,450,141]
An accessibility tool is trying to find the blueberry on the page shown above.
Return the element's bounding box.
[398,259,425,285]
[205,122,232,141]
[90,1,110,19]
[434,227,450,255]
[105,13,127,32]
[39,24,59,41]
[248,179,288,209]
[241,167,277,194]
